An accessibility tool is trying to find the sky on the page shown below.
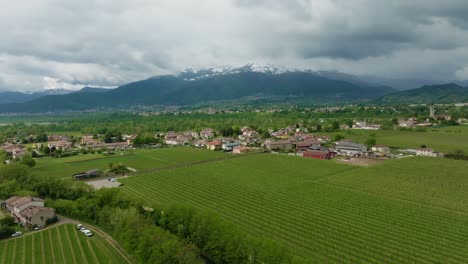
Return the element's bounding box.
[1,0,468,91]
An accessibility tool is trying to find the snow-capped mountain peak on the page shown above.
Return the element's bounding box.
[176,63,295,81]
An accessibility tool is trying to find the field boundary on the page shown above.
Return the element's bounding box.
[135,151,266,175]
[64,153,135,164]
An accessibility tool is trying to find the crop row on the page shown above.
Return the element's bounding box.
[121,162,468,263]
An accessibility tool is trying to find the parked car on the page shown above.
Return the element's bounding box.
[34,225,45,231]
[76,224,83,229]
[84,230,93,237]
[80,227,89,233]
[11,231,22,237]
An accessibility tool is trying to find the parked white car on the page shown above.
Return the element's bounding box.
[84,230,93,237]
[11,231,22,237]
[34,225,45,231]
[76,224,83,229]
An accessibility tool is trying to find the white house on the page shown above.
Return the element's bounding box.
[416,148,437,157]
[371,144,389,153]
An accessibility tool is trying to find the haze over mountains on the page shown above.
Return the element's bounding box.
[0,64,466,113]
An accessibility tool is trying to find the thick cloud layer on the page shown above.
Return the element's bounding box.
[1,0,468,91]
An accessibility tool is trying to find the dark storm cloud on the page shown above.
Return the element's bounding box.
[0,0,468,91]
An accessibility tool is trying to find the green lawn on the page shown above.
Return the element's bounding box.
[320,125,468,154]
[0,224,130,264]
[120,154,468,263]
[33,147,228,179]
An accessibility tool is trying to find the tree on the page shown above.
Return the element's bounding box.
[452,149,465,156]
[366,138,376,148]
[334,134,344,141]
[20,154,36,168]
[109,163,129,175]
[43,146,50,155]
[0,215,15,226]
[261,131,271,140]
[332,121,340,130]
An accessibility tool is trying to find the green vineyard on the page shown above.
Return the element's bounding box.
[0,224,131,264]
[120,154,468,263]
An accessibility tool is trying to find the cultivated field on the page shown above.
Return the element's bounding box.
[320,125,468,153]
[33,147,228,179]
[120,154,468,263]
[0,224,130,264]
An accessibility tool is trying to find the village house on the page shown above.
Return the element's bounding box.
[434,115,451,121]
[232,146,254,154]
[87,142,131,150]
[206,141,222,151]
[416,148,437,157]
[294,139,321,152]
[398,118,418,127]
[352,121,381,130]
[222,142,240,151]
[371,144,390,153]
[303,149,335,160]
[335,141,367,156]
[122,134,138,145]
[81,134,99,145]
[48,134,69,142]
[200,128,215,140]
[263,140,293,151]
[2,196,56,228]
[164,132,192,146]
[48,140,73,150]
[184,131,199,139]
[0,143,27,159]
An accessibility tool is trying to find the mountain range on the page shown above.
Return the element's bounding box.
[0,87,110,105]
[0,64,466,113]
[377,83,468,104]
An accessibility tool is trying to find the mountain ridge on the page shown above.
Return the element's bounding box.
[0,64,401,112]
[377,83,468,104]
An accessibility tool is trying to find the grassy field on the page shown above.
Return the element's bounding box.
[320,125,468,153]
[120,153,468,263]
[0,224,130,264]
[33,147,228,179]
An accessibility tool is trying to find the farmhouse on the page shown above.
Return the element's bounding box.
[303,149,335,160]
[2,196,56,227]
[18,206,55,227]
[371,144,389,153]
[72,169,102,180]
[335,141,367,156]
[206,141,222,151]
